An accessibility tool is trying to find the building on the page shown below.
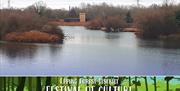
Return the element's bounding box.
[79,13,86,22]
[64,9,86,22]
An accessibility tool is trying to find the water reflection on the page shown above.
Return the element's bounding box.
[137,38,180,49]
[105,33,120,39]
[49,44,63,56]
[161,41,180,49]
[0,43,37,59]
[0,42,63,64]
[136,39,163,48]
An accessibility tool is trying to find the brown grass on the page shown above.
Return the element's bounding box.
[4,31,62,43]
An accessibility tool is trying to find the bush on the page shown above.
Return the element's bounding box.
[0,9,47,38]
[85,17,104,30]
[4,31,62,43]
[0,9,64,43]
[41,22,64,39]
[85,16,127,32]
[104,16,127,32]
[134,7,179,38]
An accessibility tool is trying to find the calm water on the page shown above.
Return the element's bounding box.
[0,26,180,76]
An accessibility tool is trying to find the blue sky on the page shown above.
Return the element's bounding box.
[0,0,180,9]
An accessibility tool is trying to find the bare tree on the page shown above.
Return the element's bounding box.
[26,1,47,16]
[8,0,10,8]
[137,0,140,7]
[164,0,169,6]
[163,0,174,6]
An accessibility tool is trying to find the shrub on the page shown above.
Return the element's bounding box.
[0,9,64,43]
[41,22,64,39]
[85,17,104,30]
[134,7,179,38]
[4,31,62,43]
[85,16,127,32]
[104,15,127,32]
[0,9,47,39]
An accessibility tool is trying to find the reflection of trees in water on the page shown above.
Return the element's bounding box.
[0,43,37,59]
[0,43,63,62]
[137,39,180,49]
[49,44,62,56]
[136,39,162,48]
[105,33,120,39]
[161,41,180,49]
[48,44,63,62]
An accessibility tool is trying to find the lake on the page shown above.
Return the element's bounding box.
[0,26,180,76]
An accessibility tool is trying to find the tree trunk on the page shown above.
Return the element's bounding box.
[36,77,42,91]
[4,77,6,91]
[154,77,157,91]
[129,77,131,87]
[76,77,80,91]
[144,77,148,91]
[135,77,138,91]
[45,77,51,91]
[28,77,32,91]
[12,77,14,91]
[0,77,2,91]
[16,77,26,91]
[7,78,10,91]
[166,80,169,91]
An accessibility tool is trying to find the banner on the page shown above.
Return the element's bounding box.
[0,76,180,91]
